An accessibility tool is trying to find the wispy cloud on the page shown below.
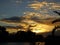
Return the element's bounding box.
[28,1,44,10]
[15,0,22,4]
[10,0,22,6]
[28,1,60,10]
[0,14,9,19]
[0,12,60,34]
[0,0,60,34]
[0,12,60,27]
[51,3,60,10]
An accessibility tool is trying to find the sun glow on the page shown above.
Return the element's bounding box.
[30,23,54,34]
[5,19,55,34]
[32,29,45,33]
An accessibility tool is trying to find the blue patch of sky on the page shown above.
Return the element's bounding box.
[0,0,32,18]
[0,0,60,19]
[0,0,60,26]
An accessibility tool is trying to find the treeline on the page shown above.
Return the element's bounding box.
[0,25,60,44]
[0,26,44,42]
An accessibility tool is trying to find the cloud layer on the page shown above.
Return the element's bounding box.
[0,12,60,34]
[0,1,60,34]
[28,1,60,10]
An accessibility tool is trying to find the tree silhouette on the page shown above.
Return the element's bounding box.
[52,15,60,36]
[0,26,9,42]
[52,26,60,37]
[52,18,60,24]
[45,26,60,45]
[53,11,60,15]
[0,26,6,31]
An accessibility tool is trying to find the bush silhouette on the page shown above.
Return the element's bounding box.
[0,26,9,42]
[15,30,36,42]
[0,25,45,42]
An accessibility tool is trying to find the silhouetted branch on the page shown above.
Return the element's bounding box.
[52,26,60,37]
[52,19,60,23]
[53,11,60,15]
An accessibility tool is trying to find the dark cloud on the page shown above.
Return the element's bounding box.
[52,18,60,23]
[0,14,60,34]
[0,16,25,23]
[0,12,60,24]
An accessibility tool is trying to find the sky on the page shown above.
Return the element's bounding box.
[0,0,60,19]
[0,0,60,34]
[0,0,60,26]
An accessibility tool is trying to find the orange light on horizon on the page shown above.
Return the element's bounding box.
[30,23,54,34]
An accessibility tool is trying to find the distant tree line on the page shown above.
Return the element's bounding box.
[0,26,44,42]
[0,11,60,43]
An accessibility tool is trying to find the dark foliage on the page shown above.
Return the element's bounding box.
[0,26,44,42]
[0,26,60,45]
[53,11,60,15]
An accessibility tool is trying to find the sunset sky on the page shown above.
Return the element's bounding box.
[0,0,60,19]
[0,0,60,34]
[0,0,60,25]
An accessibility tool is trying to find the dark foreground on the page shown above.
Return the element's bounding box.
[0,30,60,45]
[0,26,60,45]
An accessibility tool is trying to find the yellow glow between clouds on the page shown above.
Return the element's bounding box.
[6,19,55,34]
[28,1,60,10]
[31,23,54,34]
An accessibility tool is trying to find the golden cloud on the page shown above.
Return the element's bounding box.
[28,1,60,10]
[28,1,44,10]
[0,11,60,34]
[51,4,60,10]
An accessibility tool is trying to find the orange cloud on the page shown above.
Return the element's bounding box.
[0,12,60,34]
[28,1,44,10]
[28,1,60,10]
